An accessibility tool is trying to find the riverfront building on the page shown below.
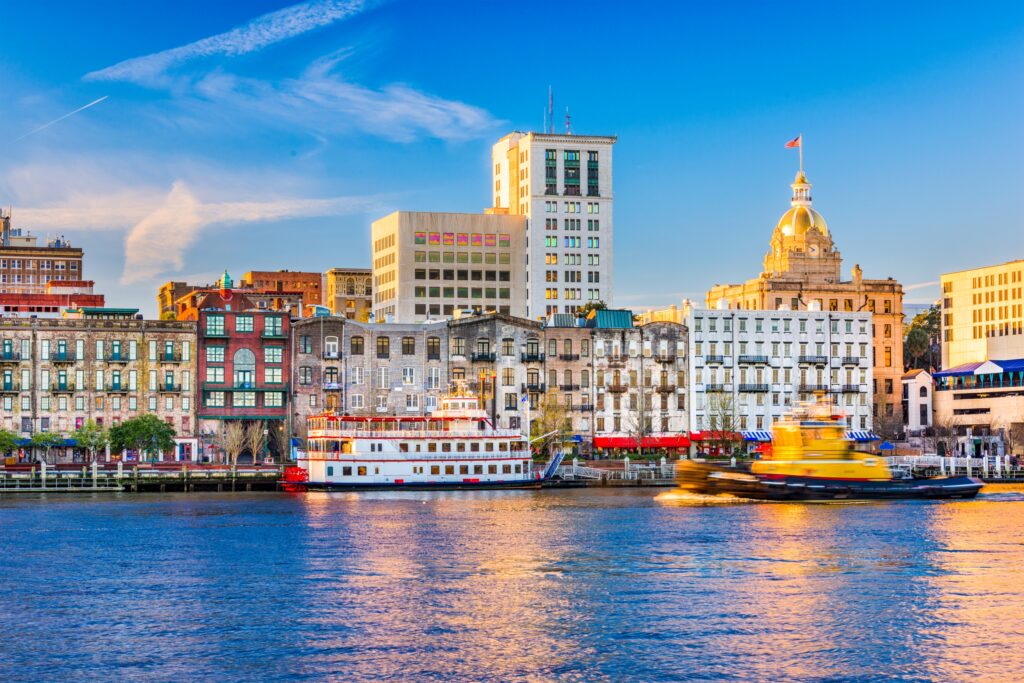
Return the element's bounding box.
[370,211,527,323]
[706,169,903,423]
[0,309,198,461]
[323,267,372,321]
[491,132,616,320]
[687,307,875,439]
[939,259,1024,369]
[241,270,323,309]
[196,283,291,462]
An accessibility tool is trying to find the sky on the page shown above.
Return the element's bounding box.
[0,0,1021,318]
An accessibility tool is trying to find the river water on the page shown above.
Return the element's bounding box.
[2,486,1024,682]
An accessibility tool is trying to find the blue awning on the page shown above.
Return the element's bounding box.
[742,430,772,442]
[845,431,879,442]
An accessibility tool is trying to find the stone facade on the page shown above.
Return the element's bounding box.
[291,316,347,443]
[0,315,198,461]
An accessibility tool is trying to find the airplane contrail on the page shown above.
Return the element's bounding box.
[13,95,109,142]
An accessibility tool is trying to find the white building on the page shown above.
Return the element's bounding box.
[902,369,933,434]
[688,307,875,444]
[490,132,616,320]
[370,211,527,323]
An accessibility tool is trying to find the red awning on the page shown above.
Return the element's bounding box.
[689,431,743,442]
[593,435,691,449]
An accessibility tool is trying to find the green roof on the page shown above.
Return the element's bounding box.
[586,309,634,329]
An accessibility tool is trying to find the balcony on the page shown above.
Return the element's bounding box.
[50,382,76,393]
[322,351,340,360]
[106,384,128,393]
[160,352,183,363]
[470,352,496,362]
[839,384,863,393]
[204,328,228,338]
[574,404,595,412]
[841,357,861,365]
[558,353,580,361]
[0,383,20,393]
[605,354,629,365]
[798,355,828,365]
[558,384,580,392]
[738,355,768,364]
[705,383,727,392]
[261,330,287,340]
[654,354,677,363]
[655,384,676,393]
[323,382,343,391]
[159,383,181,393]
[799,384,830,393]
[739,383,770,393]
[705,355,725,364]
[50,353,78,364]
[106,354,129,364]
[0,352,21,364]
[520,352,545,362]
[427,353,441,361]
[606,384,628,393]
[521,382,546,393]
[201,381,289,392]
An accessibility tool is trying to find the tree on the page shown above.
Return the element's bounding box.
[159,310,177,321]
[530,389,571,460]
[932,414,960,457]
[31,431,66,465]
[110,414,176,462]
[74,419,109,465]
[628,389,654,458]
[225,422,246,467]
[576,301,607,318]
[873,395,904,442]
[705,392,741,457]
[269,420,290,462]
[244,420,266,464]
[0,429,18,460]
[903,305,940,370]
[1001,421,1024,458]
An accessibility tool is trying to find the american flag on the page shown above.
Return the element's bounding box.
[785,135,802,149]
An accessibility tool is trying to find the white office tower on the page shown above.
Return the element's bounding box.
[490,132,616,320]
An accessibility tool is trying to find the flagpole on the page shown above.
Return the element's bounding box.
[799,133,804,174]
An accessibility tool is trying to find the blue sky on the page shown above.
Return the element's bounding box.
[0,0,1021,318]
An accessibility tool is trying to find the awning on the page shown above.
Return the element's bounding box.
[593,435,691,449]
[742,430,772,442]
[689,431,742,442]
[845,431,879,442]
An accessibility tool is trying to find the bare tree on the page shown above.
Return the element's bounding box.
[530,389,571,460]
[1001,421,1024,458]
[873,395,904,442]
[628,389,653,458]
[225,422,246,467]
[932,414,960,457]
[269,420,290,462]
[705,392,740,457]
[244,420,266,464]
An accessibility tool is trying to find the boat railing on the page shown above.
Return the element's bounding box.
[556,457,676,481]
[886,454,1016,477]
[308,428,524,440]
[306,450,533,461]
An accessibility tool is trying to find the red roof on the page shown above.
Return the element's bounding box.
[688,430,742,442]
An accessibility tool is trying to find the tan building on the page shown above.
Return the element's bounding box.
[706,170,904,422]
[0,309,198,462]
[241,270,322,308]
[324,267,372,321]
[0,210,84,295]
[157,281,201,318]
[940,260,1024,369]
[371,211,527,323]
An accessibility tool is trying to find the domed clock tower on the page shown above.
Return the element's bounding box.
[762,171,842,284]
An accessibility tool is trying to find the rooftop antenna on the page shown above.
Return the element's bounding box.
[565,107,572,135]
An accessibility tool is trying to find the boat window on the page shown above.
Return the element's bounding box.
[327,466,334,476]
[374,467,380,474]
[499,442,508,451]
[357,466,367,476]
[415,444,421,452]
[430,465,440,475]
[514,464,522,473]
[445,465,455,475]
[441,443,451,452]
[428,443,437,452]
[474,465,483,474]
[399,443,409,453]
[502,464,512,474]
[460,465,469,475]
[343,466,352,476]
[485,443,494,452]
[470,443,480,452]
[488,465,498,474]
[456,443,466,452]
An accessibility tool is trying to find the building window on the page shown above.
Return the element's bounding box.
[206,346,225,363]
[427,336,441,360]
[232,391,257,407]
[350,336,364,355]
[376,336,390,359]
[205,315,225,336]
[402,337,415,355]
[265,367,282,384]
[235,315,254,333]
[206,392,225,407]
[265,316,283,337]
[265,347,283,364]
[233,348,256,388]
[299,335,312,354]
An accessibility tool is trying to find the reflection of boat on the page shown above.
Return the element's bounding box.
[676,398,983,501]
[284,384,546,491]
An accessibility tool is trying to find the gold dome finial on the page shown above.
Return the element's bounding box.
[794,170,808,184]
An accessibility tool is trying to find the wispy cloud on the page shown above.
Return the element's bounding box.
[13,96,109,142]
[85,0,370,87]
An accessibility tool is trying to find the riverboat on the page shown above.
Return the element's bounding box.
[284,386,544,490]
[676,398,983,501]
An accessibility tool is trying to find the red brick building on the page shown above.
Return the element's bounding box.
[196,296,291,462]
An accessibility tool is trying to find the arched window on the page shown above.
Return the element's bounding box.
[919,386,928,397]
[345,278,355,296]
[364,279,372,296]
[563,369,572,386]
[325,336,339,357]
[563,339,573,356]
[233,348,256,387]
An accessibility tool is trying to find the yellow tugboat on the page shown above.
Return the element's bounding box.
[677,398,983,501]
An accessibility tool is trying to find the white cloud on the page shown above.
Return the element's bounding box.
[85,0,370,87]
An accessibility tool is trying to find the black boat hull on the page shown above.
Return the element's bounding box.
[675,461,984,501]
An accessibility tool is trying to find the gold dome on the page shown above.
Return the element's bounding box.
[776,205,828,237]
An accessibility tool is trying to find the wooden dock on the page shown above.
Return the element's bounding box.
[0,464,284,494]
